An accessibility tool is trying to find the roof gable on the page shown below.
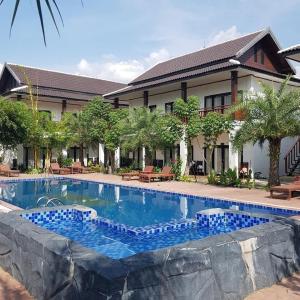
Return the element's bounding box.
[130,30,264,85]
[239,33,295,75]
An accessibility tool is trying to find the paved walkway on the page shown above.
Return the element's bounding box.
[0,268,33,300]
[246,273,300,300]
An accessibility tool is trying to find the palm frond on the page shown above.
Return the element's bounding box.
[1,0,82,45]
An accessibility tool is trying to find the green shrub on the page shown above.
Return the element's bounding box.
[207,170,218,185]
[208,168,242,187]
[179,175,192,182]
[89,163,106,173]
[154,166,162,173]
[171,158,182,181]
[117,167,132,175]
[26,168,43,174]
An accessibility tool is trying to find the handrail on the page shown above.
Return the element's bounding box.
[46,198,64,207]
[284,137,300,175]
[199,105,231,117]
[36,196,63,207]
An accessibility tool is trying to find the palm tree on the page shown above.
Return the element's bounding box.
[230,77,300,187]
[0,0,82,45]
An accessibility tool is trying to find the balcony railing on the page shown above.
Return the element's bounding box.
[199,105,231,117]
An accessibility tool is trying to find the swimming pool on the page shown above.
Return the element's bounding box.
[1,178,299,259]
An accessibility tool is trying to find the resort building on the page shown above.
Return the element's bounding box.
[105,28,300,177]
[0,63,126,168]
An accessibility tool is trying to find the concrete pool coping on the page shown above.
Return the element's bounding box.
[0,176,300,298]
[0,206,299,299]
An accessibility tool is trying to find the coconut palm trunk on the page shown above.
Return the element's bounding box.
[268,138,281,187]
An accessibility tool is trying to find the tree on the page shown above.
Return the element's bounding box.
[104,109,128,172]
[121,107,163,166]
[199,112,233,174]
[66,97,127,171]
[230,78,300,187]
[0,0,82,45]
[173,96,202,174]
[0,98,31,154]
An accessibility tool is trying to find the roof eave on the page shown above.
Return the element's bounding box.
[105,64,237,99]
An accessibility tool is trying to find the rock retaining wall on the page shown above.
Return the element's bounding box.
[0,210,299,300]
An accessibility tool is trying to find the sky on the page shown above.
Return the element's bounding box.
[0,0,300,83]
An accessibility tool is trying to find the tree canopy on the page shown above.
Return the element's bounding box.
[230,78,300,186]
[0,98,31,151]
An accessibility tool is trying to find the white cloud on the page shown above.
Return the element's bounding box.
[75,48,171,83]
[207,26,242,47]
[74,26,243,83]
[0,63,3,74]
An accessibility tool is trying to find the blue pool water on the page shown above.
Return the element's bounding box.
[1,178,299,259]
[42,219,248,259]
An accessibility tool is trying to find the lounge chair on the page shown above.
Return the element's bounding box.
[69,161,92,174]
[0,164,20,177]
[139,166,175,183]
[121,166,154,181]
[270,177,300,200]
[50,163,71,175]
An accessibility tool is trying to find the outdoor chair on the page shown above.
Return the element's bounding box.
[122,166,154,181]
[69,161,92,174]
[139,166,175,183]
[270,176,300,200]
[0,164,20,177]
[50,163,71,175]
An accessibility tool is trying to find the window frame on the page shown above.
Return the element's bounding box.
[164,102,174,113]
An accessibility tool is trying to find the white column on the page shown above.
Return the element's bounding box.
[62,149,68,158]
[99,143,105,165]
[115,147,120,169]
[229,124,240,175]
[179,129,188,175]
[141,147,146,170]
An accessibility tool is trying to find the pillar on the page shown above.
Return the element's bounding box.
[181,82,187,102]
[62,149,68,158]
[143,91,149,107]
[141,147,146,170]
[62,100,67,115]
[115,147,120,169]
[179,129,188,175]
[99,143,105,165]
[229,125,240,175]
[231,70,241,120]
[114,97,119,109]
[231,71,238,104]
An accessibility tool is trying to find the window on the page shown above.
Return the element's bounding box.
[260,51,265,64]
[204,93,231,109]
[254,46,258,63]
[39,110,52,120]
[149,105,157,112]
[165,102,174,113]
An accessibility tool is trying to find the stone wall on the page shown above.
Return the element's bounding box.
[0,211,299,300]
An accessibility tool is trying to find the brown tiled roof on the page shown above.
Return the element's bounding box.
[7,64,126,96]
[130,30,264,85]
[107,61,234,97]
